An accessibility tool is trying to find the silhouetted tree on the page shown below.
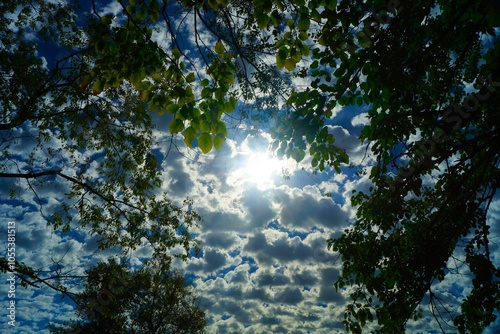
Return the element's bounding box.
[49,259,206,334]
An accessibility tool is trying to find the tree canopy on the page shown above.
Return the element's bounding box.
[250,0,500,332]
[48,259,206,334]
[1,0,499,333]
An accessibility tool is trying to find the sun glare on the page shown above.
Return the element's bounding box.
[237,151,283,187]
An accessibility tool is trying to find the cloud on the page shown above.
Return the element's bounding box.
[351,112,369,126]
[276,186,349,231]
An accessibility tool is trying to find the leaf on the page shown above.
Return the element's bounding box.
[198,133,213,153]
[200,119,211,133]
[284,58,297,71]
[257,13,270,29]
[183,126,197,147]
[95,40,106,53]
[150,10,159,22]
[223,101,234,112]
[169,119,184,134]
[135,8,147,21]
[166,104,180,113]
[292,149,306,162]
[186,72,195,83]
[229,96,237,110]
[201,88,212,99]
[216,121,227,136]
[215,41,225,55]
[298,17,310,31]
[276,49,287,70]
[270,10,281,26]
[214,134,225,151]
[301,44,310,57]
[311,9,321,22]
[130,70,145,86]
[92,80,104,94]
[172,48,181,59]
[101,15,113,25]
[291,49,302,63]
[80,74,92,91]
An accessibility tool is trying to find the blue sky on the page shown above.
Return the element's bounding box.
[1,1,500,333]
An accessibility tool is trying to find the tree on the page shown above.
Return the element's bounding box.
[0,0,228,293]
[0,0,291,294]
[0,0,287,328]
[237,0,499,332]
[2,0,500,332]
[48,258,206,334]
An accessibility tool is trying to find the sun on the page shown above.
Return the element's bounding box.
[235,151,283,188]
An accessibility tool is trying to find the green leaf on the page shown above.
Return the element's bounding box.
[169,119,184,134]
[284,58,297,71]
[130,73,143,86]
[136,8,147,21]
[216,121,227,136]
[301,44,310,57]
[223,101,234,112]
[183,126,197,147]
[291,49,302,63]
[215,41,225,55]
[214,134,225,151]
[270,10,281,26]
[166,104,180,113]
[298,17,310,31]
[172,48,181,59]
[311,9,321,22]
[198,133,213,153]
[101,15,113,25]
[229,96,237,110]
[150,10,159,22]
[257,13,270,29]
[276,49,287,70]
[186,72,195,83]
[200,119,211,133]
[201,88,212,99]
[92,80,104,94]
[292,149,306,162]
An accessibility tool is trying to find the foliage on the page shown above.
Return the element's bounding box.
[0,0,288,317]
[0,0,206,297]
[244,0,500,332]
[1,0,289,286]
[48,259,206,334]
[177,0,498,332]
[2,0,500,332]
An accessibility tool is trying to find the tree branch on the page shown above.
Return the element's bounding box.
[0,170,61,179]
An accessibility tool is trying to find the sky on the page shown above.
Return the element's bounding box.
[1,1,500,333]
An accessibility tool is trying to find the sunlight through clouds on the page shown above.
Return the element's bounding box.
[231,151,284,189]
[224,130,295,189]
